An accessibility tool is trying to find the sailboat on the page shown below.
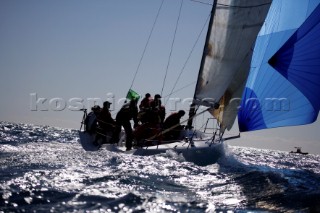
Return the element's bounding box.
[79,0,320,165]
[290,147,308,155]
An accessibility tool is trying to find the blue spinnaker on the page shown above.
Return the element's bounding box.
[238,0,320,132]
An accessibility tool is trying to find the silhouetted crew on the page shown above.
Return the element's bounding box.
[139,93,152,111]
[163,110,185,140]
[114,100,139,151]
[138,93,152,124]
[97,101,116,133]
[85,105,101,134]
[149,94,166,124]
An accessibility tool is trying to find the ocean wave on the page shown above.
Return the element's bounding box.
[1,121,320,212]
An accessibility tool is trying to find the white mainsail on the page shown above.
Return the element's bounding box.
[193,0,272,132]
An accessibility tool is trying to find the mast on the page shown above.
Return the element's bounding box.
[187,0,218,129]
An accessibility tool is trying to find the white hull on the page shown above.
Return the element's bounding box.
[79,131,224,166]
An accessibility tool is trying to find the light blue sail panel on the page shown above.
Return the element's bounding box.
[238,0,320,132]
[269,3,320,110]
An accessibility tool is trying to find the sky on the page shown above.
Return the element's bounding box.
[0,0,319,154]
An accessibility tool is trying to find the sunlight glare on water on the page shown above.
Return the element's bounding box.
[1,121,320,212]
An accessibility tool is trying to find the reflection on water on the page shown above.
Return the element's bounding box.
[1,121,320,212]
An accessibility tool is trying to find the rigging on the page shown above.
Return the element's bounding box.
[164,12,211,106]
[129,0,165,91]
[160,0,184,96]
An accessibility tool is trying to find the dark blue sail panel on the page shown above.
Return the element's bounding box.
[269,3,320,110]
[239,0,320,132]
[238,88,266,132]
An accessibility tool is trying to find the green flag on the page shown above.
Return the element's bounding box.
[126,89,140,101]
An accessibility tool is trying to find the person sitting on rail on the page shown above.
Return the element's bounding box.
[163,110,185,140]
[85,105,101,134]
[97,101,116,143]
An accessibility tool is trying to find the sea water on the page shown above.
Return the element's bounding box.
[1,121,320,212]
